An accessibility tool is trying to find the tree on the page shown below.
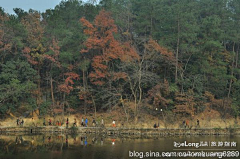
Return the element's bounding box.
[0,60,37,114]
[58,72,80,94]
[119,38,175,122]
[0,10,11,64]
[42,0,94,112]
[43,38,61,108]
[21,10,46,107]
[80,9,139,113]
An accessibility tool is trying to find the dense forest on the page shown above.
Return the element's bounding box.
[0,0,240,122]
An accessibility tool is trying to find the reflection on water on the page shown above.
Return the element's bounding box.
[0,134,240,159]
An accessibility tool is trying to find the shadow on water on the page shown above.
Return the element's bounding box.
[0,134,240,159]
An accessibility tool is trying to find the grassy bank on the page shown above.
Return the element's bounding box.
[1,107,239,129]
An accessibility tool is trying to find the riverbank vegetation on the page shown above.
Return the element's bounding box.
[0,0,240,125]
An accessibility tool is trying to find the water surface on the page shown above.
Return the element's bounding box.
[0,134,239,159]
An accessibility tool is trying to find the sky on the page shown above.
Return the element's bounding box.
[0,0,63,15]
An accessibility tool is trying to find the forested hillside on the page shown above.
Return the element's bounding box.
[0,0,240,122]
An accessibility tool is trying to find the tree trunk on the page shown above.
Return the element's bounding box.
[236,45,239,68]
[120,95,129,122]
[175,17,180,83]
[37,67,41,106]
[83,70,87,115]
[137,60,143,121]
[227,63,234,99]
[134,94,138,123]
[50,75,55,107]
[63,92,66,117]
[128,75,138,123]
[91,95,96,118]
[180,72,184,94]
[227,43,235,98]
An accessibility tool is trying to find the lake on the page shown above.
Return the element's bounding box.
[0,134,239,159]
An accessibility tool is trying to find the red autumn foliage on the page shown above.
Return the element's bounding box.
[146,39,175,63]
[58,72,80,94]
[43,38,61,67]
[49,38,60,57]
[23,47,31,54]
[80,9,139,85]
[0,42,11,54]
[23,51,39,65]
[0,13,11,54]
[67,64,74,71]
[147,79,171,108]
[21,11,44,47]
[21,12,45,66]
[204,91,232,113]
[53,108,64,113]
[113,72,127,81]
[78,86,93,104]
[173,90,195,116]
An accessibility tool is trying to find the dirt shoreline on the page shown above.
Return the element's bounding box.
[0,126,240,136]
[1,109,239,130]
